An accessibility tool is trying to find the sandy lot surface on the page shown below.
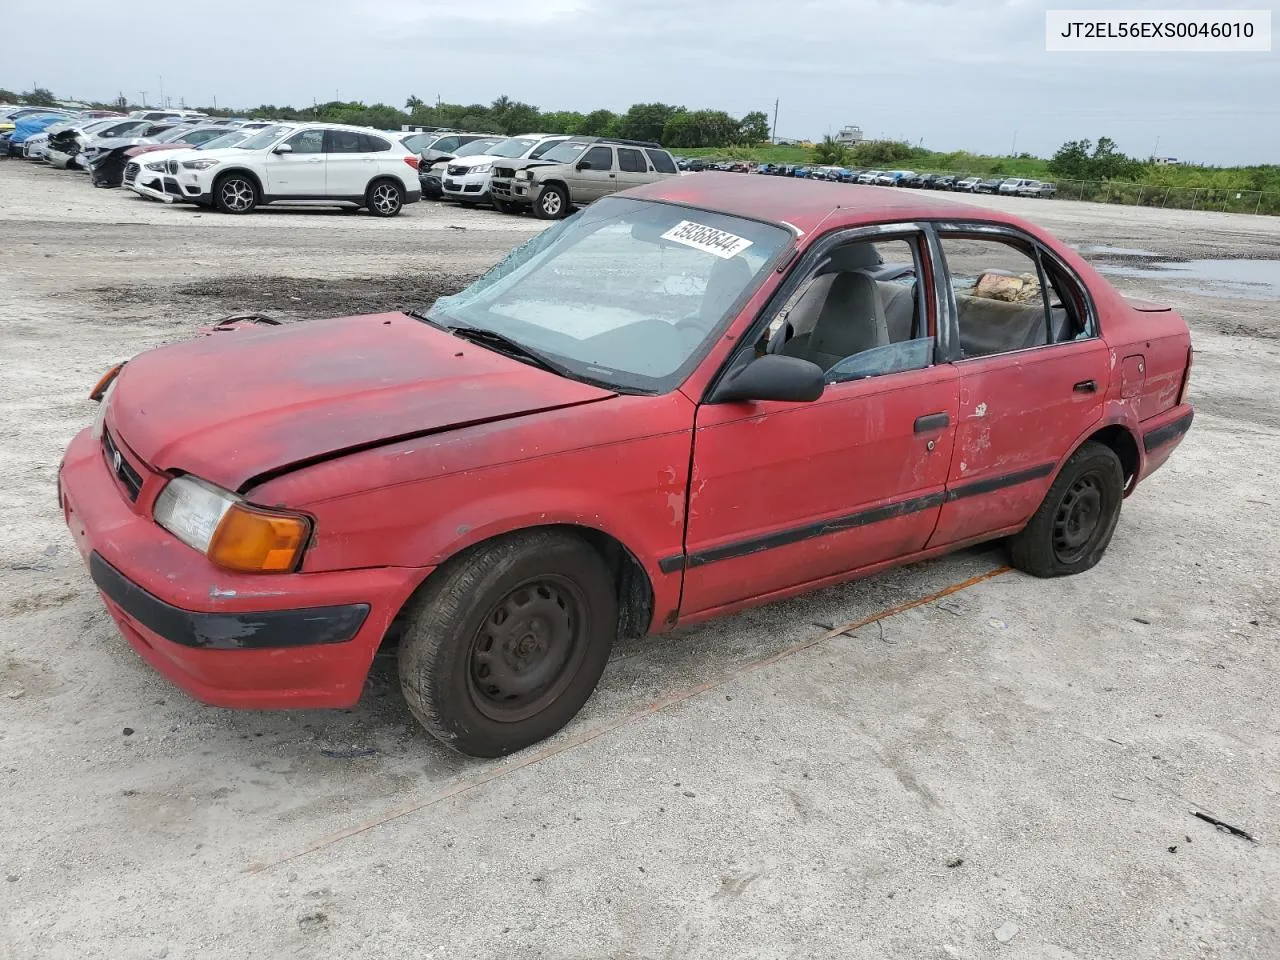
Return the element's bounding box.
[1,162,1278,960]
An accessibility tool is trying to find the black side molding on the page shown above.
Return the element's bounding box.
[657,555,685,575]
[89,553,369,650]
[945,463,1056,502]
[1143,409,1194,453]
[685,492,946,569]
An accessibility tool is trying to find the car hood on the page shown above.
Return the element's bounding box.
[109,311,617,491]
[85,135,154,151]
[446,154,504,169]
[125,142,189,157]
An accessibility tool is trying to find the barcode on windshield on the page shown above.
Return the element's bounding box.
[661,221,753,259]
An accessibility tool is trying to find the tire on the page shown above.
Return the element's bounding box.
[1009,442,1124,578]
[366,179,404,217]
[533,183,569,220]
[492,198,515,214]
[398,530,618,757]
[213,173,258,214]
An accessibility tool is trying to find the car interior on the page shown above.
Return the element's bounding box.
[761,235,1089,380]
[766,239,930,382]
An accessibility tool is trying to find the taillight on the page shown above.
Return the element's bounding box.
[403,156,420,170]
[1177,346,1193,405]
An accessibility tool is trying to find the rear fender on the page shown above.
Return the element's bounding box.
[1056,399,1145,494]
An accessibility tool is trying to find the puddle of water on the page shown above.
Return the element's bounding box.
[1095,258,1280,300]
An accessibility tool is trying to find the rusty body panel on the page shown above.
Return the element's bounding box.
[59,176,1194,710]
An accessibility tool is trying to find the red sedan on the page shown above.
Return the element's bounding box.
[59,176,1193,756]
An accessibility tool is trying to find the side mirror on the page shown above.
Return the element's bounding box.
[711,354,825,404]
[576,160,592,170]
[273,143,293,154]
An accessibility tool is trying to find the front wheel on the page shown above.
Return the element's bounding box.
[366,179,404,217]
[533,184,569,220]
[398,531,617,757]
[214,174,258,214]
[1009,442,1124,577]
[491,198,515,214]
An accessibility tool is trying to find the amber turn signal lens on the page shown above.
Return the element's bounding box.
[208,504,310,573]
[89,362,125,402]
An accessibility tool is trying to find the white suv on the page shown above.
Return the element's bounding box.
[440,133,568,207]
[166,122,422,216]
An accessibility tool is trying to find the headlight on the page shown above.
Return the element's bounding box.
[182,158,220,170]
[145,160,166,171]
[471,162,492,175]
[514,170,531,181]
[154,476,311,573]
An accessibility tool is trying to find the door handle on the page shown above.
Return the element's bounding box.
[914,412,950,433]
[1073,379,1098,393]
[306,157,322,163]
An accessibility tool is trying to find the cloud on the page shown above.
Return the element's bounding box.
[2,0,1273,164]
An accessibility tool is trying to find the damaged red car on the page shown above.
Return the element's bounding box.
[59,177,1193,757]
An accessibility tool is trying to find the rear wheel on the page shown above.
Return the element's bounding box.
[533,184,569,220]
[492,198,515,214]
[398,531,617,757]
[366,179,404,217]
[213,173,258,214]
[1009,442,1124,577]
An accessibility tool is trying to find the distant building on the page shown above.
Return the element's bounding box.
[835,124,864,145]
[1152,156,1180,165]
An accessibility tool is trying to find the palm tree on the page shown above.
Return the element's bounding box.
[812,135,850,166]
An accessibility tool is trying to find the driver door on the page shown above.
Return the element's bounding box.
[680,230,960,617]
[566,145,617,202]
[264,128,327,197]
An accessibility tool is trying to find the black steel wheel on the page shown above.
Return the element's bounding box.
[1010,441,1124,578]
[467,576,588,723]
[398,530,617,757]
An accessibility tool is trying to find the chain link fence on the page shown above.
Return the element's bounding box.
[1049,179,1280,216]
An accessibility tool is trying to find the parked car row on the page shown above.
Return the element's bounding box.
[747,163,1057,197]
[415,131,681,219]
[8,110,431,217]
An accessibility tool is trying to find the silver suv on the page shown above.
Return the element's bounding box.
[488,137,679,219]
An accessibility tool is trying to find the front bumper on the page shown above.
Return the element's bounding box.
[58,425,425,708]
[489,176,532,206]
[441,169,491,201]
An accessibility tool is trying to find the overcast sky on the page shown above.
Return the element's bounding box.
[5,0,1275,165]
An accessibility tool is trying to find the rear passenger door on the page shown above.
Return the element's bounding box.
[926,226,1110,548]
[323,129,369,197]
[566,145,616,202]
[615,147,652,190]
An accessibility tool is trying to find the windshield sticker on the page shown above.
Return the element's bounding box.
[660,221,753,259]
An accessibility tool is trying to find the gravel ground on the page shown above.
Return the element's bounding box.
[1,161,1278,960]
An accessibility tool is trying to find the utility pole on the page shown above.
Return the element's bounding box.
[212,94,217,111]
[771,98,779,144]
[1010,128,1018,155]
[1152,135,1160,158]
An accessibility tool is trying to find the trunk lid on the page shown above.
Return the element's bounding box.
[109,312,615,491]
